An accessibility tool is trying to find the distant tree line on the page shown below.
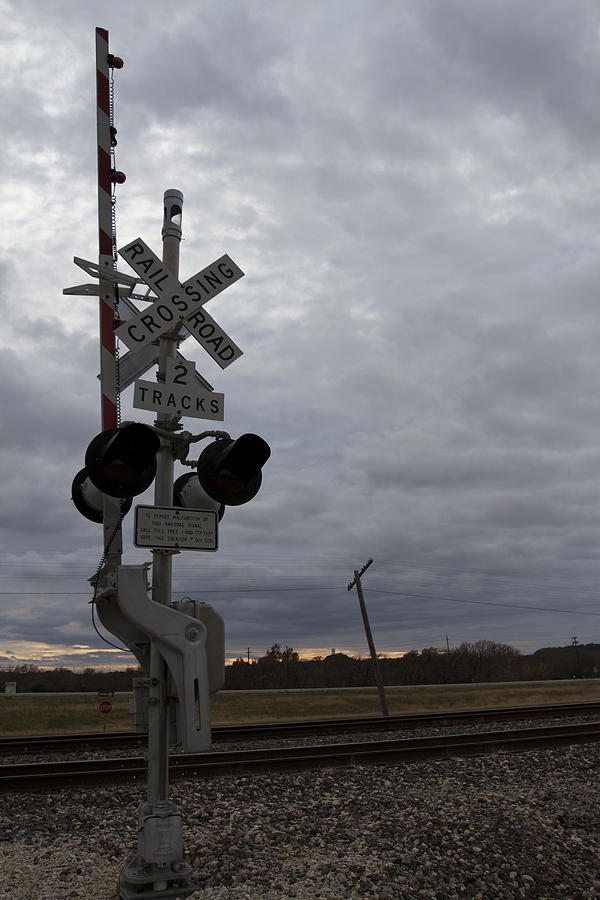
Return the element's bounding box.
[0,665,140,693]
[225,640,600,690]
[1,640,599,692]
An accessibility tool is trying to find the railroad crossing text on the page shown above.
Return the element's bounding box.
[116,238,244,368]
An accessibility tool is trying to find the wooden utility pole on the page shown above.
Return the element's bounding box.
[348,558,389,717]
[572,636,582,677]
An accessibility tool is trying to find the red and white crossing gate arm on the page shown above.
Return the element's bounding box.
[95,27,124,563]
[95,26,119,431]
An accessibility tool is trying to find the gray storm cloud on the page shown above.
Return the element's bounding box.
[0,0,599,666]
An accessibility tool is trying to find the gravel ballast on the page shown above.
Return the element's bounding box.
[0,742,599,899]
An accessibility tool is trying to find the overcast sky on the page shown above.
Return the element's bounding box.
[2,0,600,671]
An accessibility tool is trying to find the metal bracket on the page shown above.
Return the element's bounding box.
[95,590,151,674]
[116,565,212,752]
[72,255,140,285]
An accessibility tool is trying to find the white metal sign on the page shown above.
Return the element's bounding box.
[134,505,218,551]
[133,358,224,421]
[115,238,244,368]
[99,294,213,391]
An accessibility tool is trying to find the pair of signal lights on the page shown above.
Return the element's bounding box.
[72,423,270,524]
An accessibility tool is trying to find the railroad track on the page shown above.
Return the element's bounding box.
[2,720,600,792]
[3,700,600,755]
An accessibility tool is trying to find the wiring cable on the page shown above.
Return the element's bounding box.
[88,507,130,653]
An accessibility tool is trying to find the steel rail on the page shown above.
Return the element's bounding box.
[1,721,600,793]
[2,700,600,755]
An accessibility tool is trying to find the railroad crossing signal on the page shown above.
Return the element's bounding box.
[196,433,271,506]
[115,237,244,368]
[84,422,160,498]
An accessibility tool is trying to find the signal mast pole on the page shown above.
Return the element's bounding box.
[147,190,183,807]
[119,198,195,900]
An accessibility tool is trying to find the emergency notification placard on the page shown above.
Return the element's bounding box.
[134,506,218,551]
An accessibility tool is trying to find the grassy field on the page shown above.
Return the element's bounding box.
[0,680,599,736]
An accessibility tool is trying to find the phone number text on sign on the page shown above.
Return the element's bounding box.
[134,506,218,551]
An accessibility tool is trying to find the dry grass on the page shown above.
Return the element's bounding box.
[211,679,600,724]
[0,680,599,736]
[0,694,132,736]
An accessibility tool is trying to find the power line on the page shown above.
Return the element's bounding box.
[0,587,343,596]
[0,585,598,614]
[367,588,600,617]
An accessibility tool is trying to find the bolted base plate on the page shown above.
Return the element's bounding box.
[119,856,194,900]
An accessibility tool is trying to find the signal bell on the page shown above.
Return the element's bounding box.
[85,422,160,498]
[196,433,271,506]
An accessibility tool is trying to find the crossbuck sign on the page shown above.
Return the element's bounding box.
[116,237,244,368]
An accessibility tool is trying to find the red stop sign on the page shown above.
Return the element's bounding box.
[98,700,112,714]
